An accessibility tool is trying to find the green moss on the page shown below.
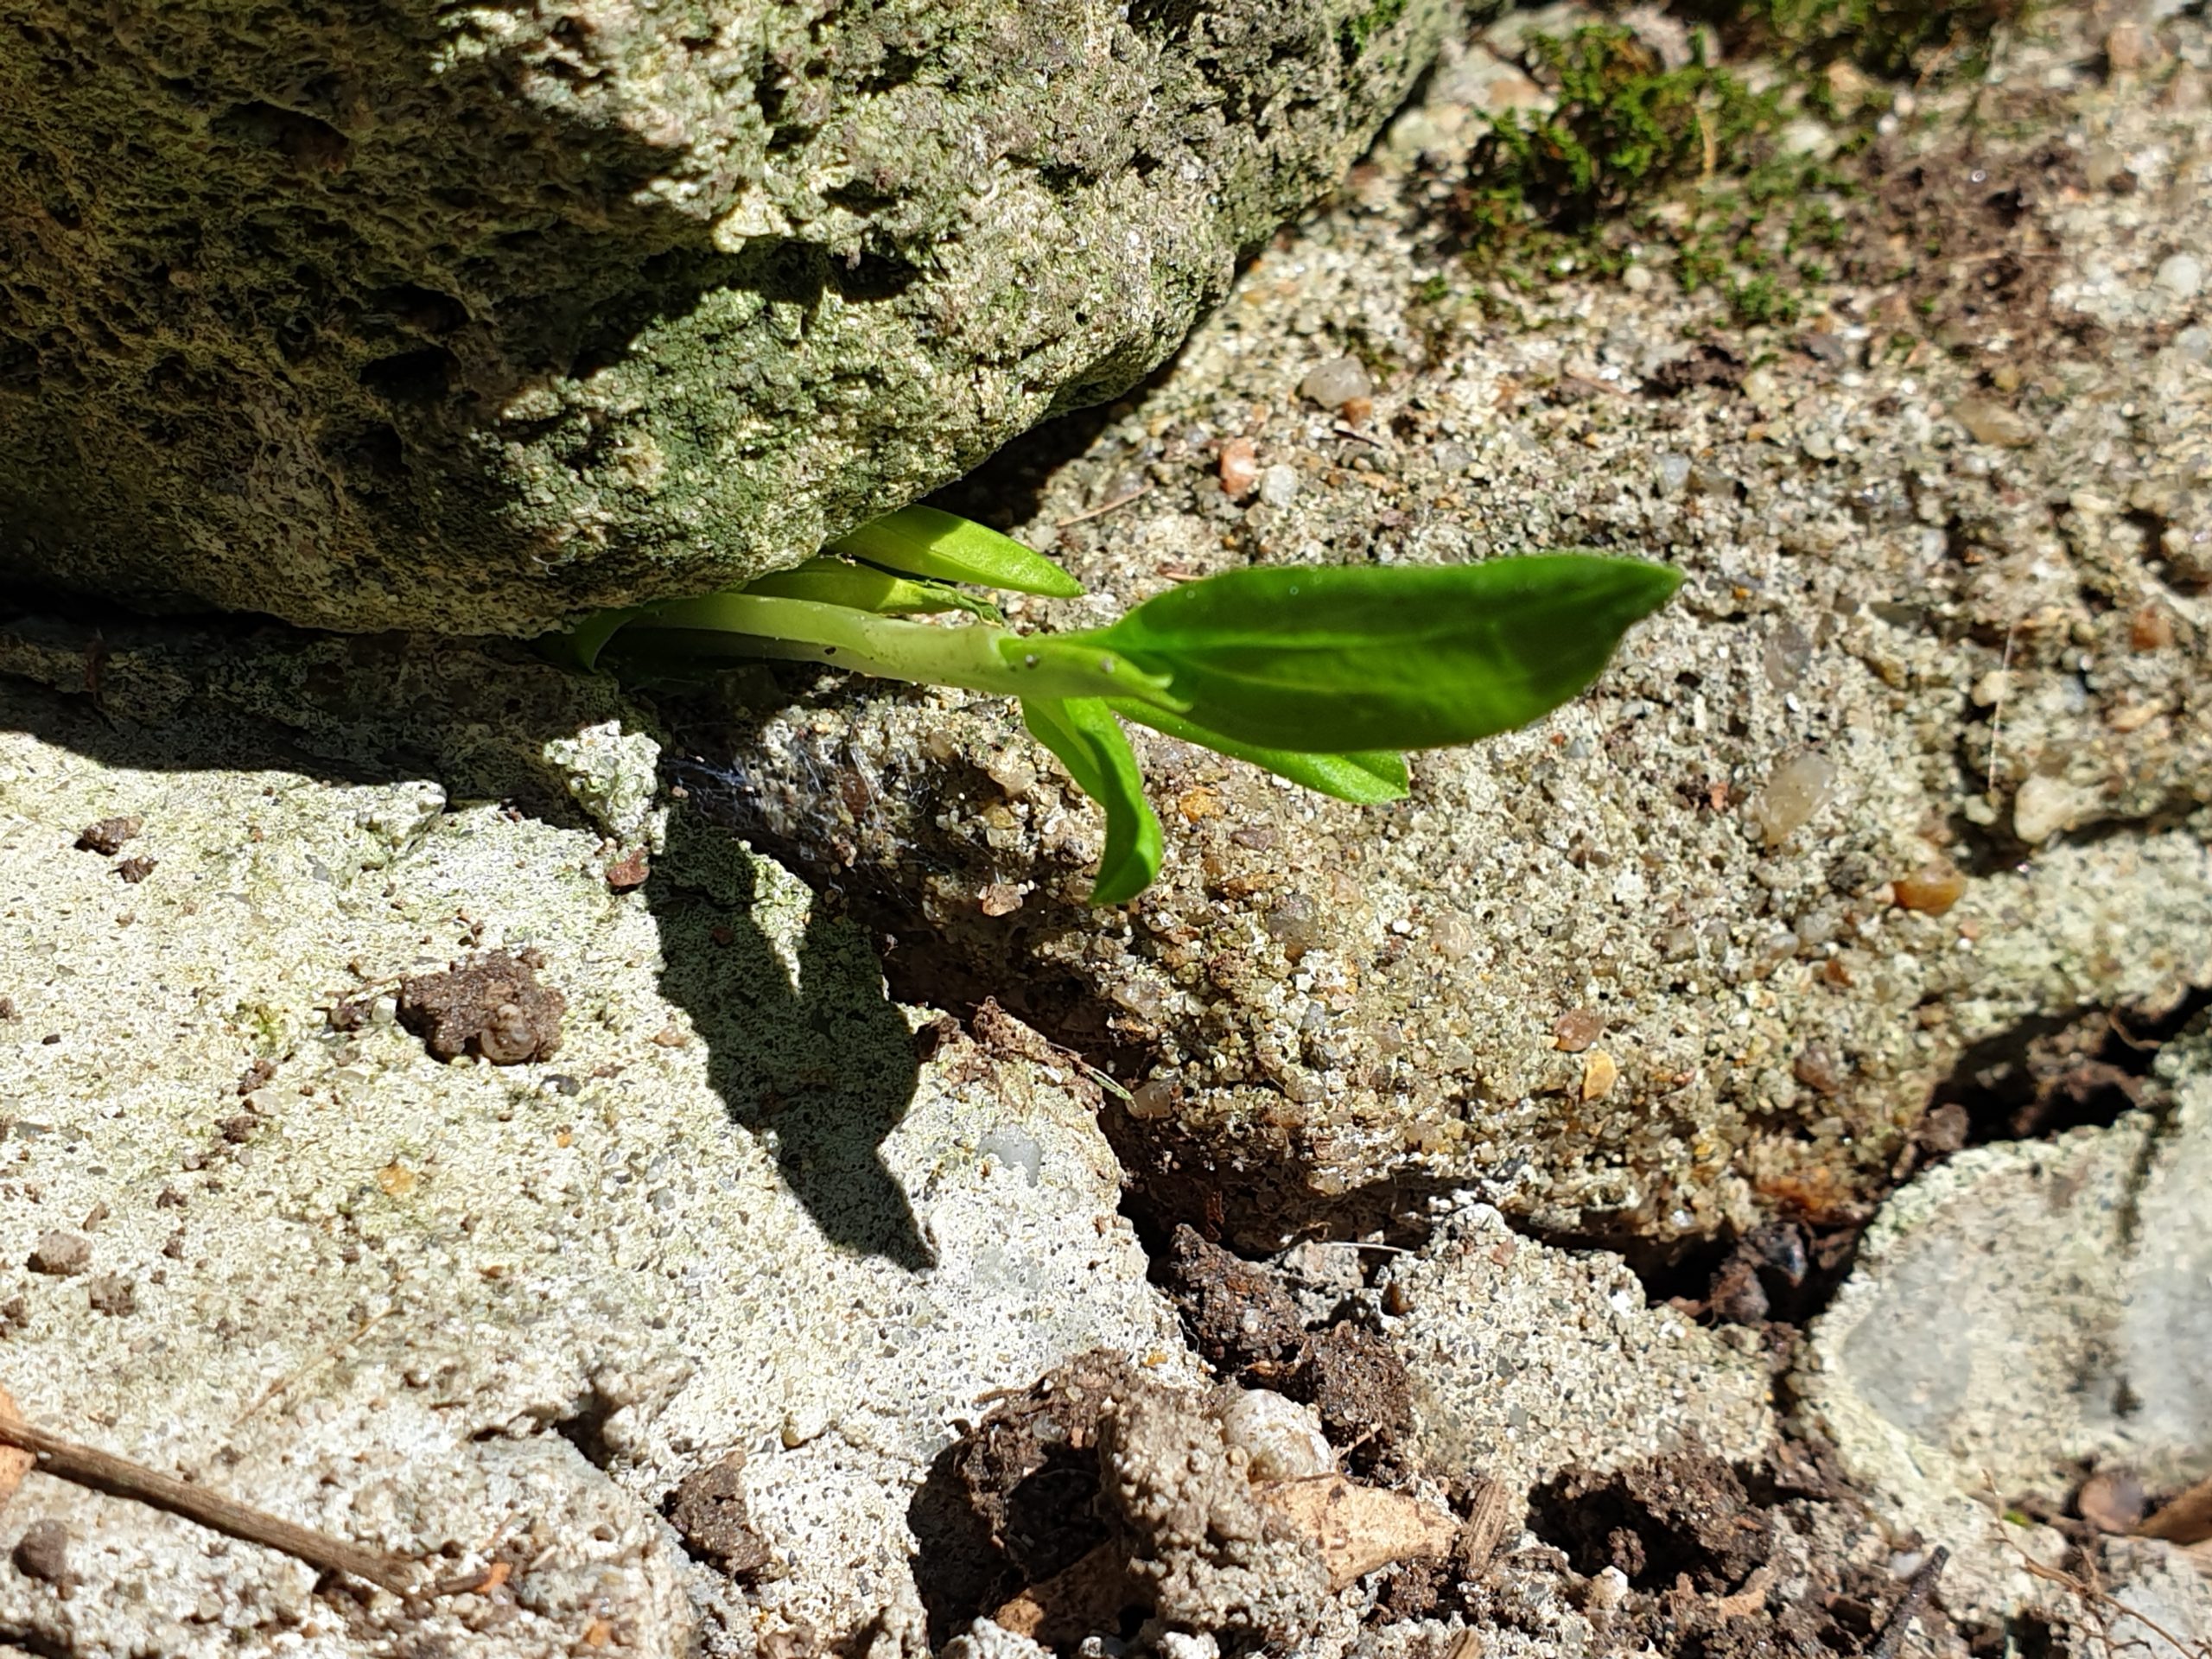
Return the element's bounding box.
[1446,24,1866,333]
[1457,29,1780,233]
[1340,0,1413,59]
[1682,0,2021,82]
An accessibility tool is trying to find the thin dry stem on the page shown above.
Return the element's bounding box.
[0,1417,419,1596]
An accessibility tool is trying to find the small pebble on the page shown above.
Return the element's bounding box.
[1579,1050,1619,1102]
[74,817,141,855]
[2077,1469,2146,1534]
[1256,463,1300,508]
[2012,774,2085,844]
[1893,861,1967,915]
[11,1519,70,1585]
[1653,453,1691,497]
[27,1231,90,1277]
[1951,394,2037,448]
[1218,436,1259,499]
[1763,623,1814,690]
[1127,1078,1177,1121]
[1792,1046,1844,1096]
[1748,751,1838,848]
[1298,355,1372,409]
[2155,252,2204,303]
[2130,604,2175,652]
[1551,1007,1604,1052]
[1428,910,1478,961]
[1919,1102,1970,1154]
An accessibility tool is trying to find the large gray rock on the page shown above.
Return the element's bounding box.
[0,0,1471,634]
[1797,1034,2212,1635]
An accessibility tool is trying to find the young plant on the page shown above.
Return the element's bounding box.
[556,507,1680,903]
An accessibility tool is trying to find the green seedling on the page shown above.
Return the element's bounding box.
[557,505,1680,902]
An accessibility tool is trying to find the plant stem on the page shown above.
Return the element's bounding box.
[632,594,1180,708]
[0,1416,419,1595]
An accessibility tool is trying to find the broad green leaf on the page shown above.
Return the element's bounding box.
[1103,699,1408,805]
[543,604,650,674]
[1020,697,1163,906]
[1075,556,1681,752]
[830,505,1085,599]
[741,557,997,618]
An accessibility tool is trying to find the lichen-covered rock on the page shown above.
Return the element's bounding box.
[0,0,1475,634]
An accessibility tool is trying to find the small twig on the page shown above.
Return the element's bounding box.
[0,1417,419,1596]
[1986,621,2018,797]
[232,1308,389,1427]
[1868,1545,1948,1659]
[1332,423,1392,448]
[1055,481,1154,527]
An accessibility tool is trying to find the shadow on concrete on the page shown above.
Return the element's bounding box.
[0,605,931,1268]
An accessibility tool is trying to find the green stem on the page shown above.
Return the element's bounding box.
[627,594,1181,708]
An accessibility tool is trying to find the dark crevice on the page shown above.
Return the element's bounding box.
[1929,987,2209,1147]
[357,345,459,406]
[553,1395,618,1471]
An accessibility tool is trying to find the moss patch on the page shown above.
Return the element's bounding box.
[1430,23,1867,331]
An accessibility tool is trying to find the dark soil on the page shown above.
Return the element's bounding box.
[395,949,566,1065]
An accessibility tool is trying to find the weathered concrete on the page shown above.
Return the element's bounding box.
[690,4,2212,1252]
[0,646,1186,1657]
[1798,1032,2212,1636]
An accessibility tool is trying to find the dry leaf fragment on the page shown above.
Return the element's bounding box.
[1255,1474,1458,1590]
[2139,1472,2212,1546]
[0,1387,31,1511]
[992,1543,1137,1645]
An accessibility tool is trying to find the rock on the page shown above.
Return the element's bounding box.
[1257,463,1301,507]
[1300,356,1376,410]
[0,0,1477,634]
[2013,772,2088,843]
[1798,1035,2212,1627]
[25,1233,90,1278]
[10,1520,71,1586]
[1390,1204,1773,1510]
[1952,394,2039,448]
[1747,748,1839,848]
[0,640,1185,1657]
[2156,251,2205,302]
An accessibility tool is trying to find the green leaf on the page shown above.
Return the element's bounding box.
[1103,700,1408,805]
[1075,555,1680,752]
[542,605,650,674]
[830,505,1086,599]
[740,556,998,618]
[1020,697,1163,906]
[995,632,1188,710]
